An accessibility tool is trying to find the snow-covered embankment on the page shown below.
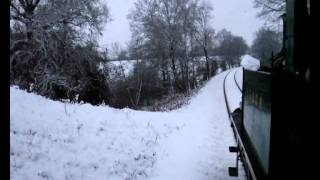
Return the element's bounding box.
[10,70,246,180]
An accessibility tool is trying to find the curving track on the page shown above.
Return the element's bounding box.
[223,70,233,118]
[234,69,242,93]
[223,69,242,117]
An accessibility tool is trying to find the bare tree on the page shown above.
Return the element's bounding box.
[10,0,41,40]
[193,0,215,80]
[10,0,45,89]
[215,29,248,68]
[128,0,200,92]
[253,0,286,24]
[10,0,112,105]
[251,27,282,68]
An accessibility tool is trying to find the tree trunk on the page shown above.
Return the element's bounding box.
[24,0,41,41]
[169,46,177,90]
[161,58,166,82]
[162,69,166,82]
[170,51,176,79]
[25,11,34,41]
[203,47,210,80]
[186,59,190,92]
[192,59,197,88]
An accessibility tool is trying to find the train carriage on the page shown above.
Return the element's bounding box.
[227,0,315,179]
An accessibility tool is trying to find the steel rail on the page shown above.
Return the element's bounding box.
[234,69,242,93]
[223,70,232,118]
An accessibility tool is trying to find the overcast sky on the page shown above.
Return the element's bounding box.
[99,0,265,49]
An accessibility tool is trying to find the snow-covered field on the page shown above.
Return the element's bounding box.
[10,68,246,180]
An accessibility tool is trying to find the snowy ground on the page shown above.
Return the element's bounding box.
[10,68,246,180]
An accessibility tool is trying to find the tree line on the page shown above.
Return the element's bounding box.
[122,0,248,106]
[10,0,112,105]
[10,0,282,108]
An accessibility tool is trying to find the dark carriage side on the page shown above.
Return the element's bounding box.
[235,0,315,179]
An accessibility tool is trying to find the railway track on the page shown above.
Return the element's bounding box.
[223,70,233,118]
[223,68,242,117]
[234,69,242,93]
[223,69,257,180]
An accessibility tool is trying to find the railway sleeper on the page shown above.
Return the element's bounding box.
[228,143,241,177]
[229,146,238,153]
[228,153,241,177]
[229,167,239,177]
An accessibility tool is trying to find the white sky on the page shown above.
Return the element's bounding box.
[99,0,265,49]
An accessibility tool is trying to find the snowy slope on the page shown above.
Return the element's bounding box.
[10,70,245,180]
